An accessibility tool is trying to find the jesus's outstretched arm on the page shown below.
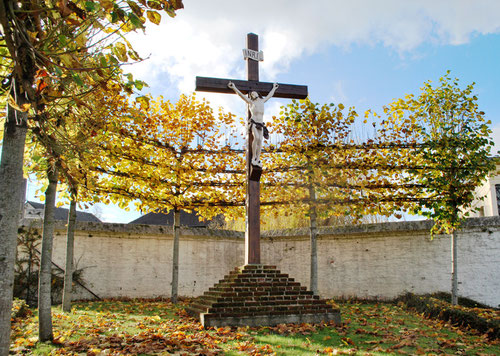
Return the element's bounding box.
[263,83,279,102]
[228,82,251,104]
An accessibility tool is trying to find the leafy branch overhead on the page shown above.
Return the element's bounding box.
[1,0,183,113]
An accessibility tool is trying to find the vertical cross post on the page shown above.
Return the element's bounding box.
[245,33,260,264]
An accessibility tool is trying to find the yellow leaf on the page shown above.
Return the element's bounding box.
[136,96,150,110]
[113,42,128,62]
[8,96,31,112]
[75,33,87,48]
[146,10,161,25]
[60,54,73,67]
[102,25,117,34]
[26,30,38,41]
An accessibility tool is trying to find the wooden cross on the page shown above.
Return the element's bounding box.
[195,33,308,264]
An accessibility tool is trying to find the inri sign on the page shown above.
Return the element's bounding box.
[243,48,264,62]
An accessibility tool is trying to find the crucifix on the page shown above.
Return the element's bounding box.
[196,33,308,264]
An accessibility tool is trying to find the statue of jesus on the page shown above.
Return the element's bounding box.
[228,81,279,167]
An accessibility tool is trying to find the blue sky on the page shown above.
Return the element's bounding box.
[26,0,500,222]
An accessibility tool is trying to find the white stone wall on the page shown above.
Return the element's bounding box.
[48,224,245,300]
[27,217,500,307]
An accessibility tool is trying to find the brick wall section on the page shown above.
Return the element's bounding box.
[21,217,500,307]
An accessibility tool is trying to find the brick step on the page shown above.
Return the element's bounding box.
[217,277,297,285]
[238,271,289,278]
[198,294,321,304]
[205,287,312,296]
[197,296,218,304]
[203,298,329,308]
[229,268,288,278]
[238,276,291,283]
[235,279,299,286]
[237,265,277,270]
[207,306,334,315]
[208,283,303,292]
[206,302,335,311]
[189,301,212,312]
[184,305,206,318]
[203,290,245,299]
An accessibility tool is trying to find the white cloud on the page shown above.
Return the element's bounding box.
[126,0,500,101]
[93,202,142,223]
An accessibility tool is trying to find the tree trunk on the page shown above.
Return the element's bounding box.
[38,166,58,341]
[0,102,28,355]
[451,230,458,305]
[171,209,180,304]
[309,185,318,295]
[62,193,77,312]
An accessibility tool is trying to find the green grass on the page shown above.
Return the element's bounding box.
[10,299,500,355]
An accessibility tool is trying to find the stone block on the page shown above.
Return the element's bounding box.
[200,312,341,328]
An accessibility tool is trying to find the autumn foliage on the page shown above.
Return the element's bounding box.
[79,92,246,218]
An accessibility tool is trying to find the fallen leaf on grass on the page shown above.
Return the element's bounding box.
[354,328,381,336]
[437,337,457,349]
[341,337,355,346]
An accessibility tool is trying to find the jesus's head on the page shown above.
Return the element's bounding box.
[250,91,260,100]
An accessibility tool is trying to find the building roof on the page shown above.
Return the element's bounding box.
[26,201,101,223]
[128,210,223,227]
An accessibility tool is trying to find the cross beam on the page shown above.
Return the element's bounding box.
[195,33,308,265]
[195,77,308,99]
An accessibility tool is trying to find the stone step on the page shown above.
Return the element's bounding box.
[199,311,341,327]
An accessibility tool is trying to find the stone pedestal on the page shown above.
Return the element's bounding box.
[185,264,341,327]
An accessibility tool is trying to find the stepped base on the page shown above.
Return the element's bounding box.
[186,264,341,327]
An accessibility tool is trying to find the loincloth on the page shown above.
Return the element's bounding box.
[250,119,269,139]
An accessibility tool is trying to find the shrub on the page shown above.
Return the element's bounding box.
[11,298,31,320]
[429,291,493,309]
[397,293,499,339]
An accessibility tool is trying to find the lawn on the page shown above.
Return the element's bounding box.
[10,298,499,355]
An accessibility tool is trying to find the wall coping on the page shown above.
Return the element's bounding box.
[19,219,244,239]
[19,216,500,240]
[262,216,500,239]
